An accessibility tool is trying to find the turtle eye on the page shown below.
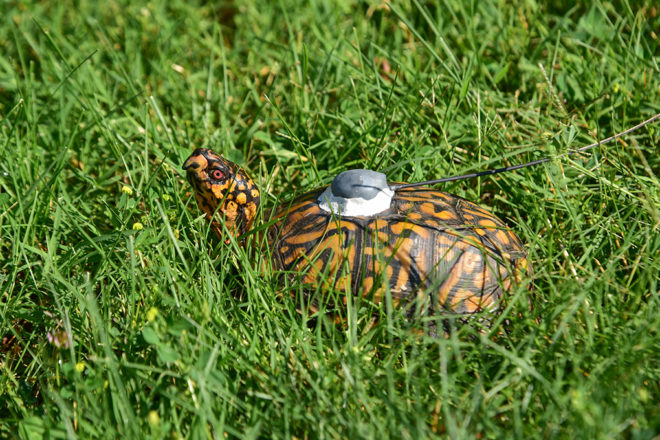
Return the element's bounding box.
[210,169,225,181]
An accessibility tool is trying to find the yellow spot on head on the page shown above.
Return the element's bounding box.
[244,202,257,220]
[212,183,230,200]
[236,192,247,204]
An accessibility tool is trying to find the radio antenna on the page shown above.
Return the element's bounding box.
[391,113,660,191]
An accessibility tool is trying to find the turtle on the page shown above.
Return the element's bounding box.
[183,148,531,325]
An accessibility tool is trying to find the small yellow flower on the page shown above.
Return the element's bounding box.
[121,186,133,195]
[173,229,180,240]
[132,222,144,231]
[613,83,620,93]
[147,307,159,322]
[148,410,160,427]
[75,362,85,373]
[162,194,170,201]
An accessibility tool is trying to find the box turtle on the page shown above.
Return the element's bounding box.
[183,148,531,323]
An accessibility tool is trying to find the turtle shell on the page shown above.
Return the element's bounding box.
[268,186,531,316]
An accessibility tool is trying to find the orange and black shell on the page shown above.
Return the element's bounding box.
[268,187,531,316]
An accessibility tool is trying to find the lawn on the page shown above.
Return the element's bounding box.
[1,0,659,438]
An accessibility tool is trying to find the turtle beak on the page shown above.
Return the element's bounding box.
[183,154,205,172]
[182,158,196,171]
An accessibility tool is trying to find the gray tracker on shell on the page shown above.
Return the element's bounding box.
[318,169,394,217]
[330,169,389,200]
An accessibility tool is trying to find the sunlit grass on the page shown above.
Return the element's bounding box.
[1,0,659,438]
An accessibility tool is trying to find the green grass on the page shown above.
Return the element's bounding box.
[1,0,659,438]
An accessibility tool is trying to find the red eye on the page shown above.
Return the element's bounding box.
[210,170,224,180]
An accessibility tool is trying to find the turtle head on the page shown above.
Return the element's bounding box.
[183,148,260,244]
